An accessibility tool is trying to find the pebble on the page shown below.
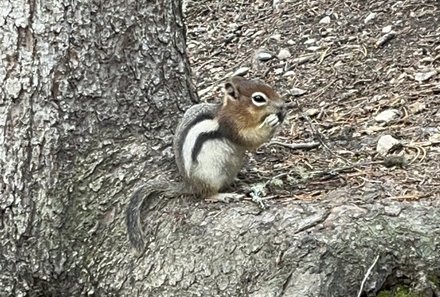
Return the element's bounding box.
[282,70,296,77]
[319,16,331,24]
[429,133,440,143]
[255,52,273,61]
[272,0,281,8]
[232,67,250,77]
[290,87,306,96]
[305,108,320,116]
[382,25,393,33]
[384,204,402,216]
[408,101,425,114]
[277,48,291,60]
[414,70,437,82]
[270,33,282,41]
[307,46,321,51]
[376,135,401,156]
[364,12,377,23]
[375,109,401,123]
[420,57,434,63]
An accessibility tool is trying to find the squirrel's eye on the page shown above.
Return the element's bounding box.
[253,95,265,102]
[251,92,268,106]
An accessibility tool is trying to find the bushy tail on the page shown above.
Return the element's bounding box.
[126,179,186,253]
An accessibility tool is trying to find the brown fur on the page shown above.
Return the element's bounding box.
[217,76,284,149]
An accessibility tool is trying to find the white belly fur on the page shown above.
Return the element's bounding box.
[191,138,244,192]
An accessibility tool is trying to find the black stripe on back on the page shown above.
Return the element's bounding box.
[191,130,224,164]
[177,112,215,160]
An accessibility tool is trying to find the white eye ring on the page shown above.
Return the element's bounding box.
[251,92,268,106]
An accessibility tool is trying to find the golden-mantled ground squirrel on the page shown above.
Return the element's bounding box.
[126,76,286,252]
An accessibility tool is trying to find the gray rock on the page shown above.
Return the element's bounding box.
[274,68,284,75]
[255,52,273,61]
[382,25,393,33]
[375,109,401,123]
[282,70,296,77]
[290,87,306,96]
[376,135,401,156]
[232,67,250,77]
[277,48,291,60]
[384,204,403,216]
[409,101,426,114]
[319,16,331,24]
[414,70,438,82]
[364,12,377,23]
[307,46,321,51]
[305,108,320,116]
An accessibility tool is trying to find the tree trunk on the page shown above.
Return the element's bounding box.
[1,0,195,295]
[1,0,439,296]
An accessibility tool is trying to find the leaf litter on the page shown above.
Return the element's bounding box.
[185,0,440,202]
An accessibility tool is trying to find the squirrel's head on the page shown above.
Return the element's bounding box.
[218,76,286,148]
[221,76,285,125]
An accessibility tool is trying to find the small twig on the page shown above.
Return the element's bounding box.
[270,141,320,150]
[318,47,332,64]
[376,31,396,47]
[357,255,380,297]
[293,97,354,165]
[405,144,427,164]
[407,146,421,165]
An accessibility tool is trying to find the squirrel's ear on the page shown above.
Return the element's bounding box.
[223,82,239,101]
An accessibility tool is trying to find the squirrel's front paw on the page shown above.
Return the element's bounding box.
[260,114,280,129]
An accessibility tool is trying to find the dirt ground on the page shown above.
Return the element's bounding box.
[185,0,440,203]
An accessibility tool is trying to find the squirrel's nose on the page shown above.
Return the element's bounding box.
[277,107,287,122]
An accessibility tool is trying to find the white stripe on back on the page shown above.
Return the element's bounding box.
[182,119,219,175]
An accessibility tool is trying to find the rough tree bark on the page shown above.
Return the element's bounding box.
[1,0,439,297]
[1,0,194,295]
